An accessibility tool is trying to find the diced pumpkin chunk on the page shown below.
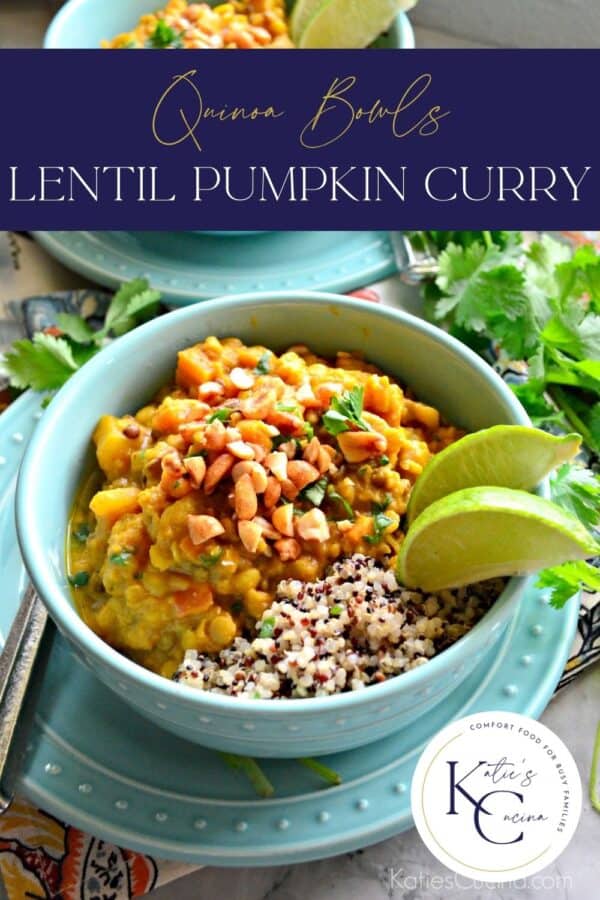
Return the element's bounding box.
[93,415,139,480]
[176,346,216,388]
[90,486,140,522]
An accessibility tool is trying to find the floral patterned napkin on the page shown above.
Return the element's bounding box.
[0,231,598,900]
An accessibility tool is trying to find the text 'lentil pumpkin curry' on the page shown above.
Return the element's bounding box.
[68,337,462,679]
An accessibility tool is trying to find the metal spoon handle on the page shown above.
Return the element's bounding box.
[0,584,49,813]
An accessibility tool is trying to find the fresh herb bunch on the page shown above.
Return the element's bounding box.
[1,279,162,399]
[410,230,600,454]
[409,230,600,608]
[544,464,600,607]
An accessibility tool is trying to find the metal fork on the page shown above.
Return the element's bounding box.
[0,584,52,813]
[388,232,440,284]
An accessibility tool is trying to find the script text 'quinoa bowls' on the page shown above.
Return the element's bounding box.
[17,293,533,757]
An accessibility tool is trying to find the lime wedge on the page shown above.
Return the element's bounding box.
[298,0,416,49]
[290,0,328,44]
[407,426,581,526]
[398,486,598,591]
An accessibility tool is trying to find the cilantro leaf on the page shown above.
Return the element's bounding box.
[301,478,328,507]
[365,495,394,544]
[510,382,564,429]
[372,493,392,515]
[537,561,600,609]
[206,408,232,424]
[418,230,600,458]
[109,550,134,566]
[255,352,271,375]
[56,312,96,344]
[550,464,600,531]
[71,522,91,543]
[199,549,223,568]
[322,386,371,435]
[1,280,164,396]
[3,332,78,391]
[327,487,354,520]
[147,19,183,48]
[365,511,394,545]
[100,279,161,338]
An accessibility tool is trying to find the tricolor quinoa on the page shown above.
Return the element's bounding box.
[174,555,503,698]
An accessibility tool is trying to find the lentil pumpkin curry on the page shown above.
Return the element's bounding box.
[68,337,462,679]
[103,1,292,50]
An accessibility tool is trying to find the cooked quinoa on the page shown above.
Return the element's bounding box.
[174,555,503,698]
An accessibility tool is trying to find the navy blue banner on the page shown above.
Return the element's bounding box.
[1,49,599,229]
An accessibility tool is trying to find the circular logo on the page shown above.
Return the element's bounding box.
[411,711,581,882]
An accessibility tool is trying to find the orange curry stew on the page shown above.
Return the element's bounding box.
[68,337,462,677]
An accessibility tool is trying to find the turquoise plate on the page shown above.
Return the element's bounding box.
[0,392,578,865]
[32,232,398,307]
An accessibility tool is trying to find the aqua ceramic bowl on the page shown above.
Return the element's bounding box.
[17,293,532,757]
[44,0,415,49]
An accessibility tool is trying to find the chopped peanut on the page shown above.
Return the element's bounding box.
[198,381,224,402]
[204,453,234,493]
[230,367,255,390]
[265,451,288,481]
[337,430,387,463]
[253,515,281,540]
[232,460,268,493]
[234,473,258,520]
[183,455,206,487]
[296,508,330,542]
[238,519,262,553]
[227,440,255,460]
[272,503,295,537]
[286,460,320,491]
[240,385,277,419]
[187,514,225,545]
[303,436,321,465]
[204,420,228,451]
[263,476,282,508]
[274,538,301,561]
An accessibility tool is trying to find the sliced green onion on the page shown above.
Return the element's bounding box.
[69,571,89,588]
[259,616,276,639]
[219,753,274,798]
[72,522,91,543]
[298,757,342,786]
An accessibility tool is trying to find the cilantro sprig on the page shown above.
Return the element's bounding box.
[147,19,183,49]
[538,561,600,610]
[536,464,600,608]
[365,494,394,545]
[1,279,161,399]
[322,386,371,436]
